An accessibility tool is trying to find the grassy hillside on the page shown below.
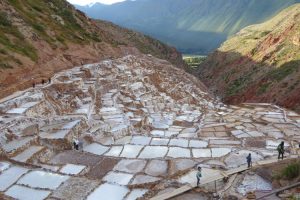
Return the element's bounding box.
[75,0,300,54]
[0,0,184,99]
[197,4,300,111]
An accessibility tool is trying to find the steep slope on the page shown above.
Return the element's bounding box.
[198,4,300,112]
[75,0,300,54]
[0,0,184,99]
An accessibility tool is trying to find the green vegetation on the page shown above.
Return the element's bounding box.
[0,10,38,62]
[0,0,105,67]
[0,12,11,26]
[267,60,300,81]
[257,82,271,95]
[280,161,300,180]
[183,55,207,67]
[226,77,246,96]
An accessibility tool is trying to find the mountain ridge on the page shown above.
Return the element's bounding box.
[197,4,300,112]
[75,0,300,54]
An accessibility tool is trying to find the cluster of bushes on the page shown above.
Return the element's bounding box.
[282,162,300,180]
[183,56,206,67]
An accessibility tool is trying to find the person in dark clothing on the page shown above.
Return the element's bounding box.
[246,153,252,168]
[73,139,79,150]
[48,78,51,83]
[196,166,202,187]
[277,141,285,160]
[32,83,35,88]
[42,79,45,85]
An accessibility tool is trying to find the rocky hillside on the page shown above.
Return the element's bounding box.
[76,0,300,54]
[0,0,184,99]
[197,4,300,112]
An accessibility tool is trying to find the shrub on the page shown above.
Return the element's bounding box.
[257,82,271,95]
[282,162,300,180]
[268,60,300,81]
[32,24,45,32]
[0,12,11,27]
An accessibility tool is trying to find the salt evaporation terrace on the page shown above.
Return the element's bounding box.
[0,55,300,199]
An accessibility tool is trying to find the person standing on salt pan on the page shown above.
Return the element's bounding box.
[196,166,202,187]
[277,141,285,160]
[73,138,79,150]
[246,153,252,168]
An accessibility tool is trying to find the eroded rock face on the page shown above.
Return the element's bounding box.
[0,55,299,199]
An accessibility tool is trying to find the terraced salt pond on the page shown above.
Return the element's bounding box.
[0,55,299,199]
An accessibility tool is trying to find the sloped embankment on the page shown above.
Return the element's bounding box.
[197,4,300,112]
[0,0,184,99]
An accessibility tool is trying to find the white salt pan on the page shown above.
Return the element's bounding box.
[150,130,165,137]
[2,137,33,153]
[12,146,44,163]
[105,146,123,157]
[192,149,211,158]
[5,185,51,200]
[60,164,86,175]
[0,166,28,191]
[131,136,151,145]
[40,130,70,139]
[125,189,148,200]
[83,143,109,155]
[167,147,190,158]
[237,174,272,195]
[139,146,168,159]
[211,148,231,157]
[131,175,161,185]
[225,150,263,168]
[151,138,169,146]
[113,159,147,173]
[178,168,221,184]
[6,107,27,114]
[120,145,143,158]
[169,139,189,147]
[103,171,133,185]
[87,183,129,200]
[189,140,208,148]
[18,171,69,190]
[210,140,241,145]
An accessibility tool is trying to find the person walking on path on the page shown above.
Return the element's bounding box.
[196,166,202,187]
[277,141,285,160]
[246,153,252,168]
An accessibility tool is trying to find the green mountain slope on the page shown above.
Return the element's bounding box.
[0,0,184,99]
[197,4,300,111]
[75,0,300,54]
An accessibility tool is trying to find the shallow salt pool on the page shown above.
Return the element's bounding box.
[139,146,168,159]
[5,185,51,200]
[87,183,129,200]
[83,143,110,156]
[17,171,69,190]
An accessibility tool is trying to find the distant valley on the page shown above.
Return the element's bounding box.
[75,0,300,54]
